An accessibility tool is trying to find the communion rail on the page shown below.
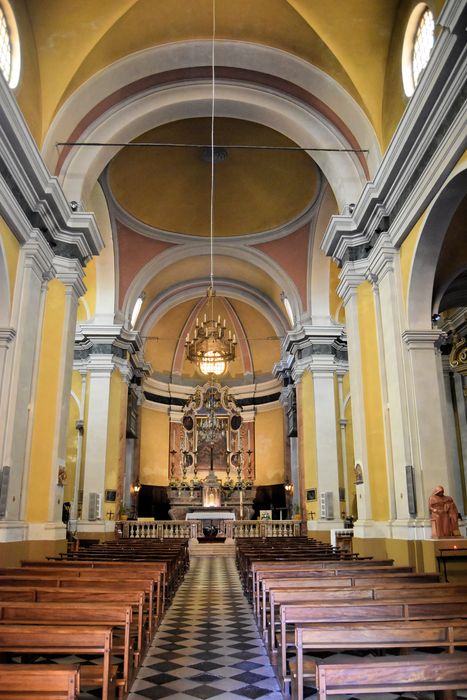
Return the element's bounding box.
[115,519,303,539]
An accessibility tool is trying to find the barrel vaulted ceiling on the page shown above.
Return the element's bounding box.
[14,0,423,387]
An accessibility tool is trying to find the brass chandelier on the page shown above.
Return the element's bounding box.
[184,0,236,378]
[185,287,236,376]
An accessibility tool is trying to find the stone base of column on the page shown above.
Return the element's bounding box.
[353,518,467,540]
[75,519,116,535]
[0,521,28,542]
[27,522,67,541]
[307,518,344,531]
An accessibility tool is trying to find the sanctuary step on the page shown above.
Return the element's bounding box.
[189,541,236,558]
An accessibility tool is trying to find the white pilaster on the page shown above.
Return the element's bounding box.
[402,330,453,518]
[337,262,372,523]
[81,355,114,525]
[0,328,16,455]
[336,371,350,515]
[368,239,413,523]
[1,231,54,521]
[71,369,87,521]
[48,257,86,523]
[312,367,341,525]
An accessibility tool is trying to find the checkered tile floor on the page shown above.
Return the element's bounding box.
[128,556,283,699]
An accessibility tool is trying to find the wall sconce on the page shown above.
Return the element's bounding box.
[133,478,141,494]
[284,479,294,495]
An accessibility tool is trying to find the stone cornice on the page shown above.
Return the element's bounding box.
[336,259,368,304]
[321,0,467,263]
[0,73,102,264]
[22,229,55,279]
[53,256,87,298]
[366,234,397,283]
[402,329,447,350]
[0,328,16,346]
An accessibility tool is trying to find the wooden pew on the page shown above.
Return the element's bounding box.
[267,583,467,651]
[0,602,133,694]
[0,664,80,699]
[0,625,114,700]
[279,598,467,687]
[0,573,158,638]
[316,653,467,699]
[291,620,467,700]
[250,559,396,615]
[0,587,146,665]
[261,571,440,637]
[13,563,164,616]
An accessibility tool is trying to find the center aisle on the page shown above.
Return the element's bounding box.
[129,556,283,699]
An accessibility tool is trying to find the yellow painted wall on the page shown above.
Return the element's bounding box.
[357,282,389,521]
[0,216,20,305]
[254,407,284,486]
[105,369,128,494]
[140,406,170,486]
[334,374,344,512]
[329,260,341,321]
[301,370,318,519]
[64,394,79,503]
[399,213,425,307]
[10,0,43,144]
[27,278,66,521]
[345,397,356,518]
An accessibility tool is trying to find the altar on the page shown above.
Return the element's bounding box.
[186,511,236,521]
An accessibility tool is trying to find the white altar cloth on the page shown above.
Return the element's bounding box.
[186,511,236,520]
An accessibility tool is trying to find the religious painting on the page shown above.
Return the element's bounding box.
[196,417,229,471]
[259,509,272,520]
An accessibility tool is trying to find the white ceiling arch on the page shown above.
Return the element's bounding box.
[56,82,369,214]
[43,40,380,175]
[138,277,288,341]
[123,241,302,331]
[43,42,380,215]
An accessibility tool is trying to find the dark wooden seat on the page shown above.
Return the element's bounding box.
[316,652,467,699]
[0,602,133,694]
[290,620,467,700]
[279,598,467,686]
[0,625,114,700]
[0,663,80,699]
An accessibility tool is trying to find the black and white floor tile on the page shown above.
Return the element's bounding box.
[128,557,283,700]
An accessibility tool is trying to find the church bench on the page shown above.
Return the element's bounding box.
[279,598,467,685]
[261,572,446,648]
[0,624,115,700]
[267,583,467,651]
[17,562,166,613]
[0,587,146,664]
[0,602,133,694]
[249,558,395,612]
[316,652,467,700]
[0,575,158,638]
[38,559,173,610]
[291,620,467,700]
[258,570,439,629]
[0,663,80,699]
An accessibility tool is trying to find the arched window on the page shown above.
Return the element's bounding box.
[0,1,20,89]
[402,4,435,97]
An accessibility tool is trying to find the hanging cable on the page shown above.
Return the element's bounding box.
[210,0,216,290]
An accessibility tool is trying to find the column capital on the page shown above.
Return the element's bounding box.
[336,260,367,305]
[367,233,397,283]
[53,256,86,298]
[402,329,447,350]
[87,353,115,377]
[0,328,16,347]
[22,229,54,279]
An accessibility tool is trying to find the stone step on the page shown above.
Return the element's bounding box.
[189,542,236,557]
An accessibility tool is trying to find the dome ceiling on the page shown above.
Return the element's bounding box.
[107,118,320,237]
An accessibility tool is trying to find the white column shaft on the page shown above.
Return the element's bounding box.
[312,370,340,519]
[81,359,113,521]
[342,292,372,520]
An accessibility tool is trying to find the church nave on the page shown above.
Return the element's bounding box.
[128,557,282,700]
